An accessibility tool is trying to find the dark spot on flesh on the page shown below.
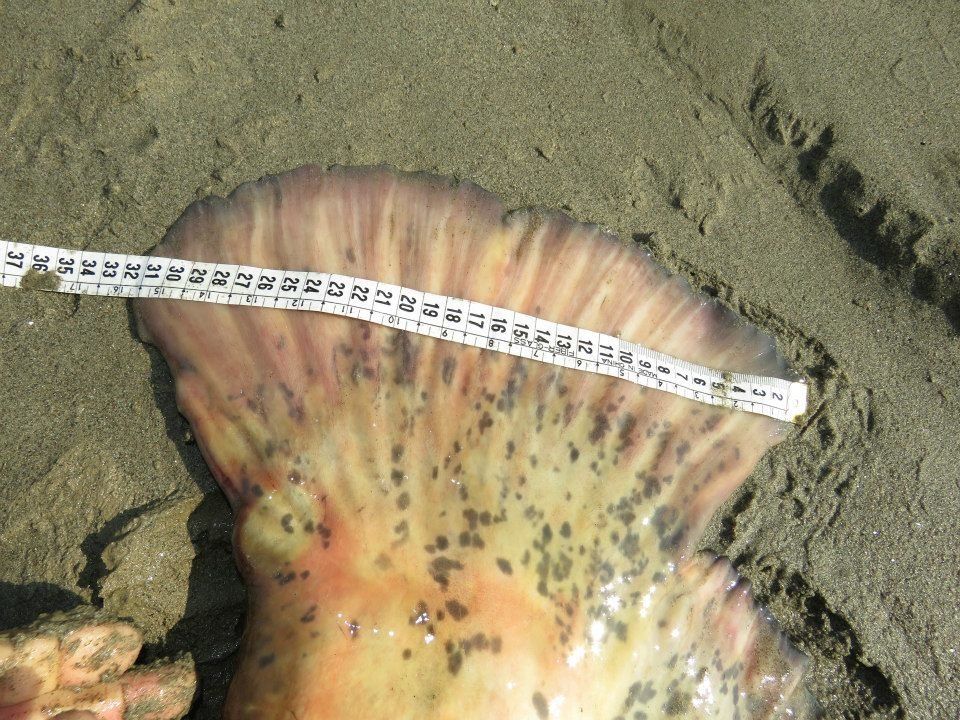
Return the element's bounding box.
[258,653,275,668]
[532,691,549,719]
[552,552,573,582]
[617,413,638,451]
[281,513,294,533]
[459,531,471,547]
[348,620,360,639]
[251,484,264,497]
[392,444,404,462]
[542,524,553,544]
[287,469,303,485]
[445,599,469,620]
[652,505,682,551]
[620,532,642,560]
[409,601,429,625]
[471,533,485,549]
[675,441,690,464]
[448,651,463,675]
[397,492,410,510]
[300,606,317,623]
[402,648,412,659]
[275,571,296,585]
[464,508,478,529]
[391,469,404,486]
[497,557,513,574]
[430,557,464,588]
[479,411,493,433]
[589,412,610,443]
[300,570,310,578]
[505,440,515,459]
[388,332,418,385]
[569,446,580,462]
[640,472,661,499]
[345,248,356,263]
[436,535,449,550]
[560,521,571,538]
[462,632,488,653]
[660,528,685,552]
[663,690,691,715]
[624,680,657,709]
[442,357,456,385]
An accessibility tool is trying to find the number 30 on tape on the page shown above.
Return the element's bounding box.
[1,240,808,423]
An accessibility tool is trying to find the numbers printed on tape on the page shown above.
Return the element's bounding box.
[1,240,808,422]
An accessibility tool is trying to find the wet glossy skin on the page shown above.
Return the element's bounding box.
[132,165,808,719]
[196,336,801,719]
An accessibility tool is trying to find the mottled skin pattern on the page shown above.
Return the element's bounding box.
[0,607,195,720]
[134,166,807,719]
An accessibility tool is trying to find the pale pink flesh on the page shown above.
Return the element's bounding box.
[134,165,808,719]
[0,610,196,720]
[0,610,141,707]
[0,660,195,720]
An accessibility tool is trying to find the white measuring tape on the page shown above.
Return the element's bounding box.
[1,240,807,422]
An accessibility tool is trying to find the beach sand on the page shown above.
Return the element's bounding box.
[0,1,957,717]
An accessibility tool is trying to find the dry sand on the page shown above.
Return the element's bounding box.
[0,1,957,718]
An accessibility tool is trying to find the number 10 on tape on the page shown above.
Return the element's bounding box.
[1,240,808,423]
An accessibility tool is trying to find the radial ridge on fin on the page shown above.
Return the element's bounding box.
[134,165,808,719]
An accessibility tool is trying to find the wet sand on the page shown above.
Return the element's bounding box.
[0,1,957,717]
